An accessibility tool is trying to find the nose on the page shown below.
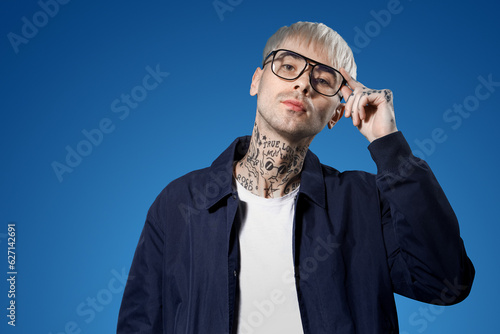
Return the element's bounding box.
[293,65,313,95]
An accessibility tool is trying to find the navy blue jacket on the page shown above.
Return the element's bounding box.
[117,132,474,333]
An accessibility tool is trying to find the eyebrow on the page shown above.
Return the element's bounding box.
[315,63,337,74]
[280,50,304,59]
[289,50,336,70]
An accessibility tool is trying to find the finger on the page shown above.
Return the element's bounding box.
[345,90,355,105]
[344,95,354,118]
[349,104,359,126]
[344,93,352,118]
[351,108,359,126]
[344,88,357,118]
[351,90,364,125]
[340,68,362,91]
[343,97,351,118]
[340,84,352,103]
[353,107,363,127]
[357,94,370,121]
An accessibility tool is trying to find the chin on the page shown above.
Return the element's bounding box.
[276,124,319,142]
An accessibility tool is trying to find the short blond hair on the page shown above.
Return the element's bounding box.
[263,21,357,80]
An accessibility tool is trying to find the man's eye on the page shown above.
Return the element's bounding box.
[282,64,296,71]
[314,77,331,86]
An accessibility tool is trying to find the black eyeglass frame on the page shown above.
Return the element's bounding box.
[262,49,346,98]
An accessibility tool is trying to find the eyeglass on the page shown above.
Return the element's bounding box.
[263,49,346,98]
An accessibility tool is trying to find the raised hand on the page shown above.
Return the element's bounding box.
[339,68,398,143]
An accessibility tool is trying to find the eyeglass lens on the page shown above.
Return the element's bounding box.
[272,50,342,96]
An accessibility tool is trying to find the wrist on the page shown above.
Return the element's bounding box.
[368,127,398,143]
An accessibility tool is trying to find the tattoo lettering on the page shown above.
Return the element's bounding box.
[236,123,308,198]
[236,174,254,191]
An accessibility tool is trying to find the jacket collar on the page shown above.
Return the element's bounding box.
[204,136,326,209]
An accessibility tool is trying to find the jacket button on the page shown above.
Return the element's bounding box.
[233,270,237,277]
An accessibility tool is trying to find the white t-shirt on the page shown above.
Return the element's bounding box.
[235,180,304,334]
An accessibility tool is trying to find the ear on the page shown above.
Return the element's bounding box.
[327,104,344,129]
[250,67,263,96]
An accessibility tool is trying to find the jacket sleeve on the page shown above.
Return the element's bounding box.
[117,208,164,333]
[368,131,475,305]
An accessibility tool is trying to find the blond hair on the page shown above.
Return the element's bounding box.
[263,21,357,79]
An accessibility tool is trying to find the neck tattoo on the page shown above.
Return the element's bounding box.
[235,123,308,198]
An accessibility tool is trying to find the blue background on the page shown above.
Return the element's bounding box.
[1,0,498,333]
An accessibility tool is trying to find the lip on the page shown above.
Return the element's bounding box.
[282,99,306,112]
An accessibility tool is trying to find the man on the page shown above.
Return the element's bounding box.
[117,22,474,333]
